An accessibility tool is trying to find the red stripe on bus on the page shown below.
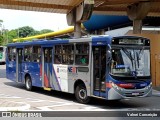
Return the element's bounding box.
[117,83,134,89]
[106,83,112,88]
[44,73,49,88]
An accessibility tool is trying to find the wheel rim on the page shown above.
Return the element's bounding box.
[26,78,31,89]
[79,89,86,99]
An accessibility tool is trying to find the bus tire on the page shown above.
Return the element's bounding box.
[75,84,90,104]
[25,76,32,91]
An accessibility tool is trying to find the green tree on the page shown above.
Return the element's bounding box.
[7,30,18,43]
[0,20,5,45]
[0,20,3,36]
[18,26,35,38]
[40,29,53,34]
[1,25,54,43]
[0,36,3,45]
[1,29,8,45]
[34,30,40,35]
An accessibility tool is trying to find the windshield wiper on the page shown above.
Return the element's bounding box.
[122,48,134,67]
[136,48,144,68]
[136,52,140,68]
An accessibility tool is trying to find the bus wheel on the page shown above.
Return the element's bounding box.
[25,76,32,91]
[75,84,90,104]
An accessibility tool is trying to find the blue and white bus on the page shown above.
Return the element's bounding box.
[0,46,6,64]
[6,35,152,103]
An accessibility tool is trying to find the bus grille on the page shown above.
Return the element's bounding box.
[124,92,145,97]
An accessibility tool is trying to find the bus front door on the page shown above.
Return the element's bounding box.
[16,48,23,82]
[93,46,106,97]
[42,47,53,90]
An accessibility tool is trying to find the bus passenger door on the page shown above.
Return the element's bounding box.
[93,46,106,97]
[42,47,53,90]
[16,48,23,82]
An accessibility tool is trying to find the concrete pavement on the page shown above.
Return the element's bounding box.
[0,89,160,111]
[0,99,30,111]
[0,63,160,111]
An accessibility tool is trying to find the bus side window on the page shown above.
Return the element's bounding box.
[62,45,74,64]
[32,46,41,62]
[54,45,62,64]
[7,47,12,61]
[54,44,74,65]
[44,48,52,63]
[24,46,32,62]
[7,47,16,61]
[75,43,89,65]
[54,55,61,64]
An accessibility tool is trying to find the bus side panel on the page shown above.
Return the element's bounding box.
[67,66,91,96]
[53,64,91,94]
[22,62,41,87]
[41,63,61,91]
[32,63,41,87]
[52,64,68,92]
[6,61,16,81]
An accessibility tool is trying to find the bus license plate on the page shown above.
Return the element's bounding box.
[132,92,139,95]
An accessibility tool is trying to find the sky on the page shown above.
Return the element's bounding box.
[0,8,69,31]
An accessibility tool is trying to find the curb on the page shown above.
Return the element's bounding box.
[152,89,160,96]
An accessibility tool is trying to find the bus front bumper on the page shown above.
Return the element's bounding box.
[107,86,152,100]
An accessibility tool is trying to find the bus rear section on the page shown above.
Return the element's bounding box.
[0,46,6,64]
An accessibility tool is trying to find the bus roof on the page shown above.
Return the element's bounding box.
[7,35,112,47]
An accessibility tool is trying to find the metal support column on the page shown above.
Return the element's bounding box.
[74,22,81,38]
[127,1,151,34]
[133,20,142,34]
[66,0,94,38]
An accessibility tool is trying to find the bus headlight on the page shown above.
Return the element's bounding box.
[145,82,152,89]
[111,82,117,88]
[111,82,123,91]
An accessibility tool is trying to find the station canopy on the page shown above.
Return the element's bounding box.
[0,0,160,17]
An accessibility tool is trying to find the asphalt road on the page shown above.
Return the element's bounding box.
[0,64,160,119]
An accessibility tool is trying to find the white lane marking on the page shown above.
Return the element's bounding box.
[0,93,21,98]
[35,101,118,111]
[36,103,73,110]
[25,98,46,102]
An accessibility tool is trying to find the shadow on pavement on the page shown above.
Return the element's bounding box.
[4,81,25,89]
[4,81,75,101]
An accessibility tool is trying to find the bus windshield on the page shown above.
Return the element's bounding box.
[111,47,150,77]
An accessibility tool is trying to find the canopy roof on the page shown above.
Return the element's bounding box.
[0,0,159,16]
